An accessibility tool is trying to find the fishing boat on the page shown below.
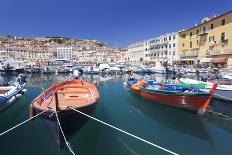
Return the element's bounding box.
[0,75,27,111]
[29,80,99,146]
[126,78,217,114]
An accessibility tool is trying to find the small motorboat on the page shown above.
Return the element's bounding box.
[179,78,232,91]
[179,78,232,102]
[42,67,55,74]
[126,78,217,114]
[30,80,99,147]
[84,66,100,74]
[0,75,27,111]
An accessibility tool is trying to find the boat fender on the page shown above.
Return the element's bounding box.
[16,94,22,98]
[22,89,27,93]
[136,80,147,88]
[29,104,36,120]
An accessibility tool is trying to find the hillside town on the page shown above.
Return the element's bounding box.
[0,10,231,74]
[0,36,127,64]
[0,11,231,70]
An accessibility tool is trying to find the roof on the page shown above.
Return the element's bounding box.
[179,10,232,33]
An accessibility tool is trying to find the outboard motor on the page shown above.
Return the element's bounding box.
[17,74,27,84]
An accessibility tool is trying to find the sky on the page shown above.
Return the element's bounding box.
[0,0,231,47]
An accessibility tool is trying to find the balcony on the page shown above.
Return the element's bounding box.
[198,31,208,36]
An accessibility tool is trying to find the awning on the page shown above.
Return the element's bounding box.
[201,58,211,63]
[211,57,228,63]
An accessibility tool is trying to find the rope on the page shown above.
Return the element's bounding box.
[69,107,179,155]
[0,108,49,137]
[55,111,76,155]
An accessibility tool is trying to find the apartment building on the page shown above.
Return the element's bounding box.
[127,40,150,64]
[57,46,73,60]
[127,32,178,65]
[149,33,178,65]
[178,10,232,67]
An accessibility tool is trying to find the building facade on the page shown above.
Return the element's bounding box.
[178,10,232,67]
[127,32,178,65]
[57,46,73,60]
[149,33,178,65]
[127,41,150,64]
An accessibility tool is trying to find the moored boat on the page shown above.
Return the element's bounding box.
[0,75,27,111]
[29,80,99,146]
[179,78,232,102]
[127,78,217,114]
[179,78,232,91]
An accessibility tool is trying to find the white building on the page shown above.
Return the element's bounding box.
[57,46,73,60]
[127,41,150,64]
[128,32,179,66]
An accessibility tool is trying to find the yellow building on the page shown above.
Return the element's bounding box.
[178,10,232,67]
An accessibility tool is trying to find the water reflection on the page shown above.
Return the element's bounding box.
[39,104,96,149]
[1,73,232,155]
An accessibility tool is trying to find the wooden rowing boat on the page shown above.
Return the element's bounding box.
[127,78,217,115]
[29,80,99,147]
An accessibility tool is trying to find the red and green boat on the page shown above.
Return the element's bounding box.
[127,78,217,115]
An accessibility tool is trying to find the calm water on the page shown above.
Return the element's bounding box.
[0,73,232,155]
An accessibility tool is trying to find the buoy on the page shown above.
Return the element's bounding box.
[29,104,36,120]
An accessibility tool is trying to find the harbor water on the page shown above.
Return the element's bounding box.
[0,73,232,155]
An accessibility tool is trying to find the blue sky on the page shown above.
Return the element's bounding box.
[0,0,231,47]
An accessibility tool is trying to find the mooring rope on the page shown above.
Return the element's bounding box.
[0,108,49,137]
[55,111,76,155]
[69,107,179,155]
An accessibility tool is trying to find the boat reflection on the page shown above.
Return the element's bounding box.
[39,104,96,149]
[204,111,232,135]
[210,99,232,117]
[127,93,216,154]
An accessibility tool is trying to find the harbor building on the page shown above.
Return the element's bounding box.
[127,40,150,64]
[178,10,232,68]
[127,32,178,66]
[57,46,73,60]
[149,32,178,65]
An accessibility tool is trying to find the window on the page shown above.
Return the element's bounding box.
[169,44,171,48]
[203,27,206,32]
[173,35,176,40]
[211,24,214,29]
[173,43,175,47]
[222,19,225,26]
[221,32,225,41]
[197,30,199,34]
[182,43,185,47]
[169,36,171,40]
[173,51,175,55]
[181,34,186,38]
[197,40,199,45]
[190,41,192,48]
[209,36,215,42]
[190,32,192,37]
